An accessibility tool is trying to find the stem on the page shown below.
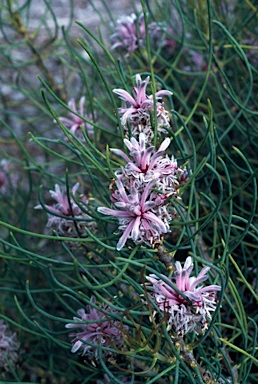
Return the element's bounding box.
[6,0,64,99]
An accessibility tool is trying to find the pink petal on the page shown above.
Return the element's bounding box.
[113,89,137,106]
[117,219,136,250]
[110,148,131,163]
[155,90,173,98]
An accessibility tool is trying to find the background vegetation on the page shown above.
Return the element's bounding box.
[0,0,257,383]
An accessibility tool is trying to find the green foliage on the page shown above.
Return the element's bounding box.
[0,0,257,383]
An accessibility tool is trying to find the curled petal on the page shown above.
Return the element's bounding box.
[113,89,137,106]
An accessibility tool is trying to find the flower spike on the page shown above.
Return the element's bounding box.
[146,257,221,336]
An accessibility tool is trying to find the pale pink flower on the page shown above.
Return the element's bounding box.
[98,179,172,251]
[110,13,146,54]
[113,74,172,140]
[35,183,95,237]
[146,257,221,336]
[58,96,94,141]
[111,133,172,176]
[111,133,184,195]
[65,296,127,360]
[0,320,20,371]
[110,14,178,57]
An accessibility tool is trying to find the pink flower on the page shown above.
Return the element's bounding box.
[113,74,172,140]
[111,133,172,175]
[65,296,127,360]
[113,74,172,125]
[110,13,146,54]
[111,133,183,195]
[98,179,171,251]
[0,320,20,371]
[110,14,178,56]
[58,96,94,141]
[35,183,95,237]
[146,257,221,336]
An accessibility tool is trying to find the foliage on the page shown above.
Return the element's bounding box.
[0,0,257,383]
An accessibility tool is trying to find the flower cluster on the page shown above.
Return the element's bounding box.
[111,133,185,194]
[96,71,220,340]
[110,13,177,56]
[58,96,94,141]
[0,320,20,371]
[65,296,127,360]
[98,178,172,251]
[97,73,188,251]
[35,182,95,238]
[113,74,172,142]
[146,257,221,336]
[98,133,188,250]
[110,13,146,54]
[110,12,210,73]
